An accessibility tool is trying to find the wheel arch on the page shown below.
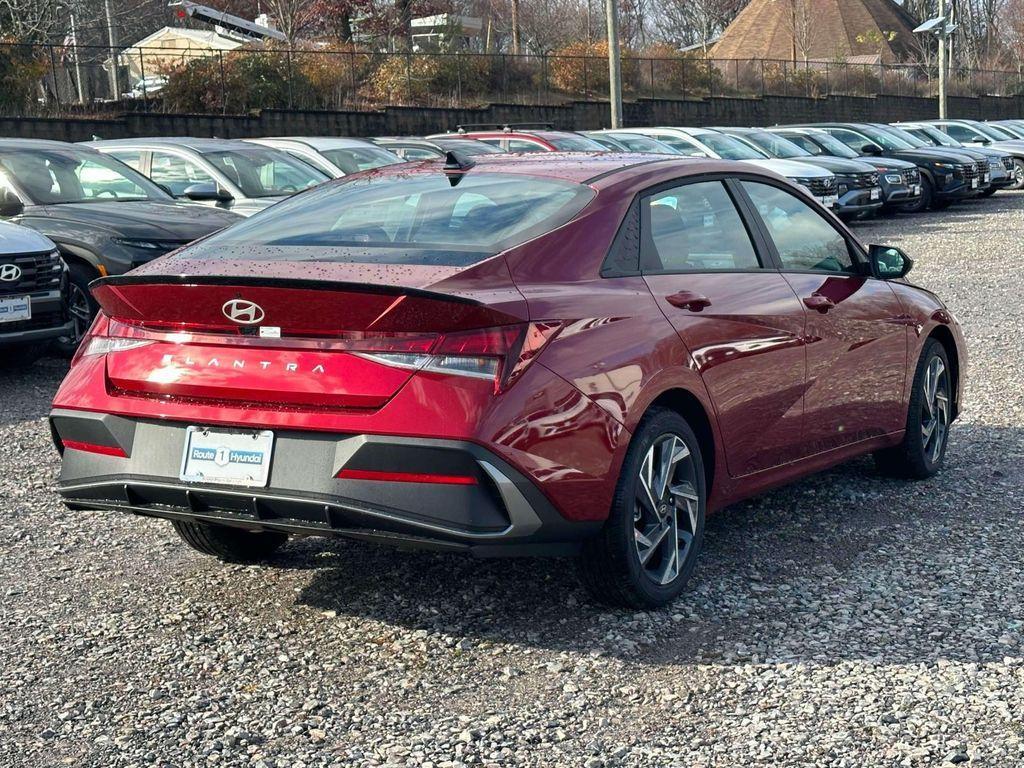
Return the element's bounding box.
[56,244,103,275]
[926,325,961,420]
[647,387,717,499]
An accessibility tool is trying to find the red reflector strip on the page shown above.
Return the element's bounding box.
[62,439,128,458]
[336,468,477,485]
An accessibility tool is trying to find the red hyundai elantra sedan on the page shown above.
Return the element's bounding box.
[50,153,965,608]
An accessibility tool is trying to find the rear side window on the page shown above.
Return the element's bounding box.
[506,139,545,153]
[194,172,594,266]
[742,181,855,273]
[644,181,760,272]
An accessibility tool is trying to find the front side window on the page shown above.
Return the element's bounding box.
[395,146,443,161]
[644,181,761,272]
[190,172,594,266]
[203,148,326,197]
[826,128,879,153]
[150,152,216,196]
[780,133,824,156]
[0,148,164,204]
[743,181,855,273]
[742,131,810,159]
[612,134,680,154]
[649,133,705,156]
[940,123,982,143]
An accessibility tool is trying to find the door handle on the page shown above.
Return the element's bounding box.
[666,291,712,312]
[803,293,835,313]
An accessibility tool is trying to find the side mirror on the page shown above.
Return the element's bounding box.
[861,144,883,156]
[183,182,233,202]
[979,138,992,145]
[0,191,24,218]
[868,244,913,279]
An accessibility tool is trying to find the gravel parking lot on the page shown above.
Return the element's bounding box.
[2,194,1022,768]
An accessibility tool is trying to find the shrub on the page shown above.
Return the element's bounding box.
[161,49,315,113]
[0,41,46,112]
[548,41,639,97]
[361,53,491,105]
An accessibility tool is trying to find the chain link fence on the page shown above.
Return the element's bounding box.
[4,41,1024,117]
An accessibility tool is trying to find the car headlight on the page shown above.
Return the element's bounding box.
[113,238,165,250]
[932,162,956,169]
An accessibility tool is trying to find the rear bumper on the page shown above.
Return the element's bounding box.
[50,409,600,556]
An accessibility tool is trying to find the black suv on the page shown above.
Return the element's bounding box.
[794,123,984,212]
[0,139,240,352]
[0,220,70,366]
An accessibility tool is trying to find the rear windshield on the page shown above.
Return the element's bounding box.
[194,172,594,266]
[547,135,608,152]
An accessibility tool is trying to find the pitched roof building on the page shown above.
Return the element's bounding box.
[711,0,921,64]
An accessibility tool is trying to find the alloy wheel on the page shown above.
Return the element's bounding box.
[633,434,700,586]
[60,282,93,347]
[921,356,950,463]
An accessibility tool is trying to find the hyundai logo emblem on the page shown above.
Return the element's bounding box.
[0,264,21,282]
[222,299,265,325]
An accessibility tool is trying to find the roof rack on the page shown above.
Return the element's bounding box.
[454,122,556,134]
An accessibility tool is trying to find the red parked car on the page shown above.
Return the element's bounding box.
[431,125,608,154]
[50,153,965,608]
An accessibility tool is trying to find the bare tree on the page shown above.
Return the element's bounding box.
[653,0,742,52]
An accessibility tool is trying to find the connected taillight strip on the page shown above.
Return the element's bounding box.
[62,439,128,458]
[336,468,478,485]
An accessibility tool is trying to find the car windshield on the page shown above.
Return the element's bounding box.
[0,147,167,204]
[879,125,928,148]
[202,147,327,198]
[996,122,1024,138]
[194,172,595,265]
[650,134,706,156]
[697,133,767,160]
[916,126,961,147]
[739,131,811,158]
[433,139,505,155]
[973,122,1014,141]
[609,134,681,154]
[320,146,405,175]
[546,135,608,152]
[858,126,914,150]
[804,132,860,158]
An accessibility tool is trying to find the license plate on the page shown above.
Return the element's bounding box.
[0,295,30,324]
[971,178,978,189]
[818,194,838,208]
[179,427,274,487]
[870,187,881,200]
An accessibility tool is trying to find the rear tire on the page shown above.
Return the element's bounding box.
[874,338,952,479]
[578,408,706,609]
[172,520,288,562]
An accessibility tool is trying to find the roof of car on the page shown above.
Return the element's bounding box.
[363,152,717,185]
[0,138,98,151]
[251,137,381,150]
[85,137,258,152]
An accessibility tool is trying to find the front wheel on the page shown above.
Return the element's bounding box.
[55,261,99,357]
[900,175,932,214]
[579,408,706,609]
[172,520,288,562]
[1011,159,1024,190]
[874,338,952,479]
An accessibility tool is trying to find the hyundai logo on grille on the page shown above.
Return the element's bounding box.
[0,264,22,282]
[222,299,265,325]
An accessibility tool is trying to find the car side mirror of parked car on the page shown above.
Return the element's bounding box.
[0,190,24,218]
[183,182,233,202]
[861,144,883,156]
[868,244,913,279]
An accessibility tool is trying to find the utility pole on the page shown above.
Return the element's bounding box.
[605,0,623,128]
[104,0,120,99]
[937,0,947,118]
[511,0,521,55]
[70,14,84,104]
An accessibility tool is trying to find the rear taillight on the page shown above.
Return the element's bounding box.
[354,322,562,392]
[71,314,154,367]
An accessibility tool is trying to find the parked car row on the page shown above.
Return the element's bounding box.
[0,117,1017,369]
